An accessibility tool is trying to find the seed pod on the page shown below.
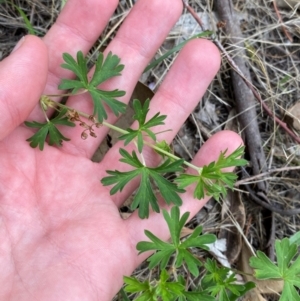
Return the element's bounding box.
[88,115,97,123]
[81,131,88,140]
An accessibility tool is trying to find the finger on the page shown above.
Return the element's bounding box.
[125,130,244,265]
[99,39,222,207]
[59,0,184,157]
[0,35,48,141]
[28,0,119,121]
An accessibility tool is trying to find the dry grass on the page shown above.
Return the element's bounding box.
[1,0,300,300]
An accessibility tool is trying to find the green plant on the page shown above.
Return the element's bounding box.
[58,51,126,122]
[125,206,255,301]
[250,238,300,301]
[25,108,75,150]
[124,269,215,301]
[26,50,247,219]
[101,149,185,218]
[201,259,255,301]
[25,50,300,301]
[136,206,216,277]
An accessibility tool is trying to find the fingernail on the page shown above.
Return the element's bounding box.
[12,36,25,53]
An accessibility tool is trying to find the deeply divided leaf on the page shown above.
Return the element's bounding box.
[25,108,75,150]
[136,206,216,277]
[202,258,252,301]
[59,51,126,122]
[124,270,214,301]
[176,146,247,201]
[250,237,300,301]
[90,51,124,86]
[101,149,184,218]
[89,89,126,122]
[119,99,167,152]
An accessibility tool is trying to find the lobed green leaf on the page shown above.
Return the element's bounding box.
[101,150,184,219]
[176,249,202,277]
[180,227,216,249]
[131,170,160,218]
[119,99,167,152]
[59,51,126,122]
[202,258,250,301]
[90,51,124,86]
[162,206,189,247]
[25,108,75,150]
[90,88,126,122]
[250,237,300,300]
[60,51,88,87]
[136,206,217,275]
[176,146,247,201]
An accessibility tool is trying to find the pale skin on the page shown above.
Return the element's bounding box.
[0,0,243,300]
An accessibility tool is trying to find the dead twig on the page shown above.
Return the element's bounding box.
[235,165,300,186]
[213,40,300,146]
[182,0,204,30]
[182,1,268,193]
[273,0,293,43]
[244,184,300,216]
[182,0,300,146]
[215,0,269,193]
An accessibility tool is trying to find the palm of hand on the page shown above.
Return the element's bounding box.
[0,129,134,300]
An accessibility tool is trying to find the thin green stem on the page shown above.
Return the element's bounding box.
[40,97,50,122]
[144,140,201,172]
[43,90,88,99]
[42,97,202,172]
[102,121,128,135]
[171,251,179,281]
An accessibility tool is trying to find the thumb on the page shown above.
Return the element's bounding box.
[0,35,48,141]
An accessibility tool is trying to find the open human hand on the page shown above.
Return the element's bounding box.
[0,0,243,300]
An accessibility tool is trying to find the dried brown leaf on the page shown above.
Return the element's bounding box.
[219,190,246,264]
[241,288,267,301]
[224,108,239,133]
